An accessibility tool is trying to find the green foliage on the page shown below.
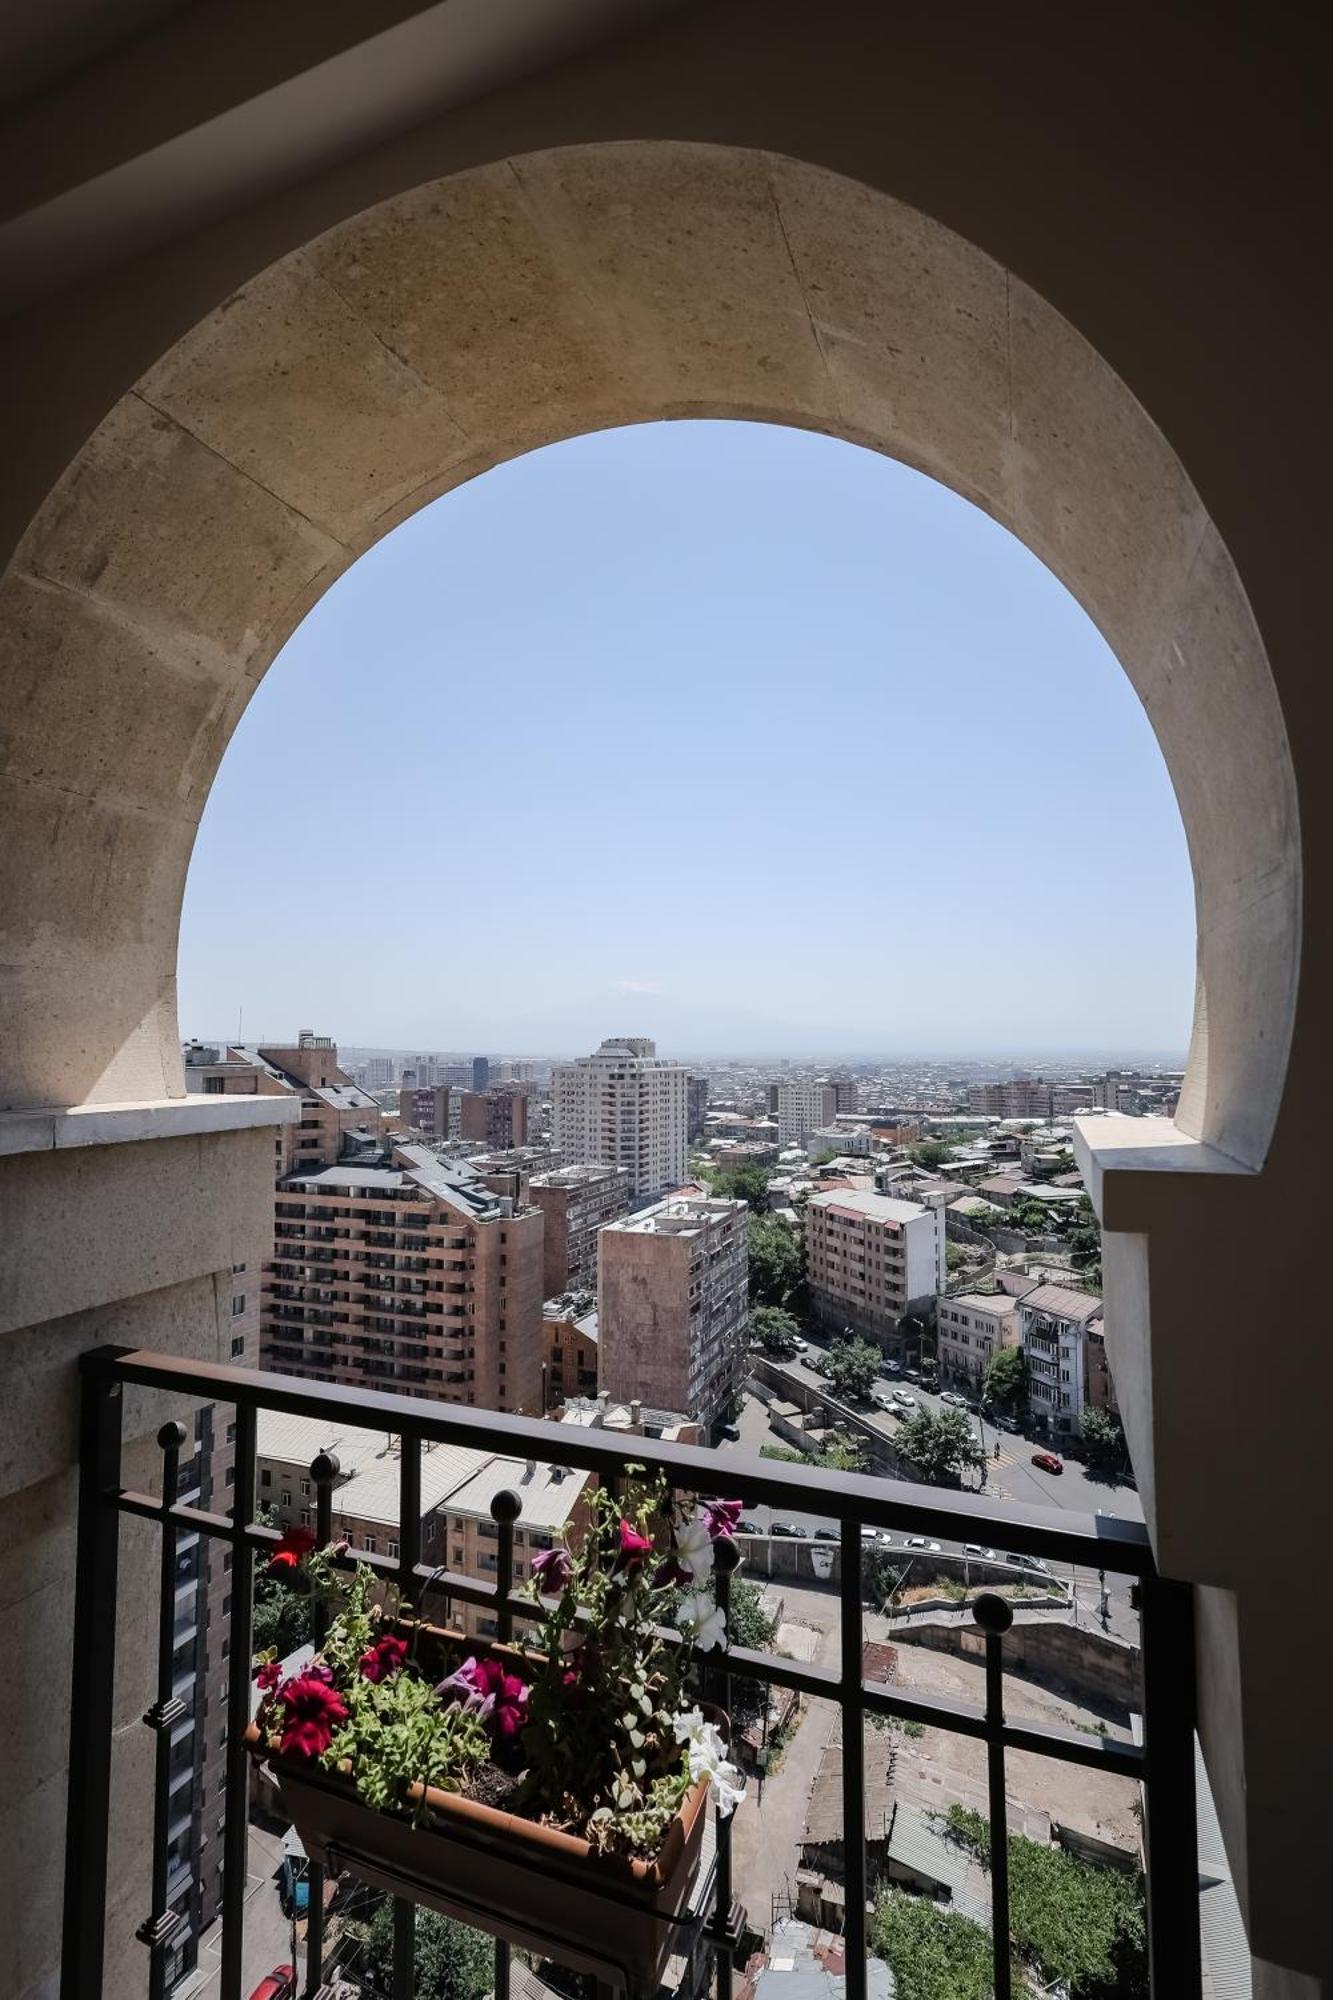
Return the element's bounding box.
[712,1163,772,1211]
[751,1305,801,1355]
[944,1241,968,1270]
[984,1343,1029,1412]
[869,1887,995,2000]
[749,1215,805,1307]
[725,1576,777,1727]
[944,1806,1148,1996]
[908,1142,957,1171]
[823,1335,882,1402]
[760,1439,862,1473]
[344,1899,493,2000]
[1080,1405,1127,1472]
[895,1408,986,1487]
[251,1582,312,1659]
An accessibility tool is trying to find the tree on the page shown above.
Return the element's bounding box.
[869,1886,995,2000]
[909,1141,955,1171]
[824,1335,882,1403]
[984,1343,1029,1413]
[944,1241,968,1271]
[1080,1405,1127,1474]
[712,1163,772,1212]
[895,1408,986,1487]
[344,1900,493,2000]
[749,1215,805,1307]
[725,1575,778,1725]
[750,1305,801,1355]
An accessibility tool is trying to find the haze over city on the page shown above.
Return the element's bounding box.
[178,421,1195,1057]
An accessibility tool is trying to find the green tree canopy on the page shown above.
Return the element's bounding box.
[750,1305,801,1355]
[824,1335,882,1403]
[869,1886,994,2000]
[344,1901,494,2000]
[984,1343,1029,1412]
[895,1408,986,1487]
[712,1163,772,1211]
[1080,1405,1127,1473]
[909,1141,956,1171]
[749,1215,805,1307]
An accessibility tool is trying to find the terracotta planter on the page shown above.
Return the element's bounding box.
[246,1625,719,1991]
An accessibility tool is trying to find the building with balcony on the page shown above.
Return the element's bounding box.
[266,1141,544,1415]
[528,1161,632,1296]
[805,1190,947,1352]
[459,1085,530,1149]
[397,1082,451,1139]
[936,1290,1021,1391]
[551,1038,688,1198]
[598,1193,749,1430]
[776,1080,839,1144]
[1016,1283,1105,1439]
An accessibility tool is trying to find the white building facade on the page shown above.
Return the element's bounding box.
[936,1291,1020,1390]
[551,1037,689,1198]
[804,1189,947,1352]
[1016,1282,1102,1439]
[777,1080,839,1144]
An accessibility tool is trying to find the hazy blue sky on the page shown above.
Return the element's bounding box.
[178,421,1194,1060]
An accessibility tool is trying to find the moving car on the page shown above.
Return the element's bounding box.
[963,1543,996,1560]
[893,1393,918,1412]
[815,1528,840,1542]
[1011,1552,1050,1573]
[249,1971,296,2000]
[881,1359,902,1376]
[940,1391,968,1408]
[1031,1450,1064,1474]
[772,1520,809,1538]
[738,1518,763,1535]
[906,1535,941,1553]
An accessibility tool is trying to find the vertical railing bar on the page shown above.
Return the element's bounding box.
[1140,1575,1202,1999]
[60,1352,126,2000]
[141,1421,189,2000]
[220,1402,257,2000]
[839,1518,867,2000]
[394,1427,425,2000]
[490,1484,521,2000]
[975,1596,1013,2000]
[712,1534,740,2000]
[302,1451,340,1999]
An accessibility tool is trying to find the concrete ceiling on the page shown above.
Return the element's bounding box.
[0,0,688,308]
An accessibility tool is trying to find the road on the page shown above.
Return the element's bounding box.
[724,1353,1142,1641]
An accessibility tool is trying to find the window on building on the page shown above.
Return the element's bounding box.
[230,1336,245,1357]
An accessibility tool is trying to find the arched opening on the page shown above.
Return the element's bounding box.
[0,143,1297,1179]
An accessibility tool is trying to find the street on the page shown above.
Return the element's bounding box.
[723,1352,1142,1640]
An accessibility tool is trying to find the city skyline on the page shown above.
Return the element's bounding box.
[179,420,1196,1052]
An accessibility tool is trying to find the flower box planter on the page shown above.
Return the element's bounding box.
[246,1622,720,1992]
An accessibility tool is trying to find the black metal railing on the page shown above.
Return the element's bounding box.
[62,1345,1201,2000]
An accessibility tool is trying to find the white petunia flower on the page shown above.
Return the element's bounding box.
[674,1516,715,1581]
[678,1591,727,1652]
[672,1707,746,1816]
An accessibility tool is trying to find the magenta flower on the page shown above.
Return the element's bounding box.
[359,1633,408,1683]
[702,1498,743,1541]
[254,1658,281,1691]
[613,1518,655,1574]
[275,1674,348,1759]
[436,1655,488,1709]
[437,1654,529,1741]
[531,1546,573,1598]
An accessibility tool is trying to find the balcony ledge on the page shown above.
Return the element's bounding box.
[0,1092,297,1158]
[1072,1115,1251,1232]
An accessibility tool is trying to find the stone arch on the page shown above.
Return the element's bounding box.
[0,142,1297,1170]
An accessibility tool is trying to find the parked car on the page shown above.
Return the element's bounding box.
[906,1535,941,1553]
[249,1970,296,2000]
[994,1412,1021,1433]
[940,1391,968,1408]
[1031,1450,1064,1474]
[815,1528,839,1542]
[963,1542,996,1560]
[893,1393,918,1411]
[904,1369,921,1384]
[738,1518,763,1535]
[881,1359,902,1376]
[1011,1552,1049,1574]
[791,1336,808,1353]
[772,1521,809,1538]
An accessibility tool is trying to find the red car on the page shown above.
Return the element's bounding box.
[1031,1450,1064,1474]
[248,1970,296,2000]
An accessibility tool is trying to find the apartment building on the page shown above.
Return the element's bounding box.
[266,1142,544,1413]
[257,1411,592,1639]
[831,1078,859,1114]
[551,1037,688,1198]
[460,1086,530,1149]
[687,1074,709,1142]
[805,1190,947,1352]
[1084,1311,1118,1417]
[472,1056,490,1093]
[598,1194,749,1431]
[807,1124,871,1159]
[398,1083,450,1138]
[528,1162,632,1296]
[777,1080,839,1144]
[185,1032,385,1177]
[542,1294,600,1407]
[1016,1283,1104,1439]
[936,1291,1020,1390]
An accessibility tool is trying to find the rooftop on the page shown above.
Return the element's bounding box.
[807,1190,930,1225]
[1019,1282,1104,1323]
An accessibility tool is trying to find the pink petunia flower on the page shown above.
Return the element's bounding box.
[275,1673,348,1759]
[359,1633,408,1683]
[613,1518,655,1574]
[701,1498,743,1541]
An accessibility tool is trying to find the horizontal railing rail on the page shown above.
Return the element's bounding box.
[61,1345,1200,2000]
